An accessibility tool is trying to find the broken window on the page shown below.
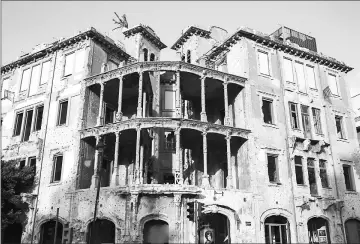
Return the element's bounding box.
[143,48,148,61]
[294,156,304,185]
[28,157,36,168]
[181,54,185,62]
[306,65,316,89]
[187,50,191,63]
[328,73,339,96]
[283,58,294,83]
[104,105,115,124]
[258,51,270,75]
[164,131,175,151]
[20,68,31,91]
[13,112,24,136]
[343,164,355,191]
[22,109,34,142]
[150,53,155,61]
[335,115,345,139]
[289,102,299,129]
[64,52,75,76]
[308,218,331,244]
[57,100,68,126]
[163,173,175,184]
[52,155,63,182]
[267,154,278,183]
[1,77,10,99]
[19,160,26,169]
[312,108,322,134]
[40,60,51,85]
[319,160,329,188]
[265,216,290,244]
[262,99,273,124]
[301,105,311,135]
[307,158,318,196]
[34,105,44,131]
[295,61,306,93]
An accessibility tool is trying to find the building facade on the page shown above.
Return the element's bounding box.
[1,22,360,244]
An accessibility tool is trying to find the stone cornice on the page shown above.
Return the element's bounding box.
[171,26,211,50]
[84,61,247,87]
[79,117,251,139]
[206,27,353,73]
[123,25,167,50]
[1,27,131,74]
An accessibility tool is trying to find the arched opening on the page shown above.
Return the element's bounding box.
[3,223,22,244]
[143,48,148,62]
[150,53,155,61]
[87,219,115,244]
[307,217,331,244]
[187,50,191,63]
[200,213,230,244]
[345,219,360,244]
[39,220,63,244]
[181,54,185,62]
[264,215,290,244]
[143,219,169,244]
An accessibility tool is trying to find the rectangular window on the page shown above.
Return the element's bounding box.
[301,105,311,135]
[20,68,31,91]
[335,116,345,139]
[312,108,322,134]
[294,156,304,185]
[2,78,10,98]
[28,157,36,168]
[306,65,317,89]
[164,131,176,151]
[267,154,278,183]
[343,164,355,191]
[258,51,270,75]
[328,74,339,96]
[164,90,175,110]
[262,99,273,124]
[289,102,300,129]
[57,100,68,126]
[64,53,75,76]
[19,160,26,169]
[13,112,24,136]
[295,62,306,93]
[52,155,63,182]
[104,105,115,124]
[34,105,44,131]
[319,160,329,188]
[29,64,41,96]
[74,49,86,73]
[40,61,51,85]
[307,158,318,196]
[283,58,294,83]
[22,109,34,142]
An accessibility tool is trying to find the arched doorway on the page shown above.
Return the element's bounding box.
[200,213,230,244]
[40,220,63,244]
[2,223,22,244]
[307,217,330,244]
[143,219,169,244]
[345,219,360,244]
[264,215,290,244]
[87,219,115,244]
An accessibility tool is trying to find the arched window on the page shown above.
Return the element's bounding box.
[143,220,169,244]
[87,219,115,244]
[143,48,148,62]
[40,220,63,244]
[307,217,330,244]
[345,219,360,244]
[187,50,191,63]
[264,215,290,244]
[181,54,185,62]
[150,53,155,61]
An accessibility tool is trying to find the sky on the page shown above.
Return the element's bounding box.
[2,1,360,95]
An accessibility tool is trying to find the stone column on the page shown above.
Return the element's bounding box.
[200,76,207,122]
[137,72,143,118]
[223,81,230,126]
[176,70,182,118]
[116,76,123,121]
[110,131,120,187]
[202,132,210,186]
[174,194,182,243]
[134,126,141,184]
[91,136,100,189]
[139,142,144,184]
[96,83,105,126]
[142,92,147,117]
[226,134,233,188]
[175,127,183,184]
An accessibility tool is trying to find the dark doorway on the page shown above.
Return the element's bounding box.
[200,213,230,244]
[143,219,169,244]
[87,219,115,244]
[40,220,63,244]
[3,223,22,244]
[307,217,330,244]
[345,219,360,244]
[264,215,290,244]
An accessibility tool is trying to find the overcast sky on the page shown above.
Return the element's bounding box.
[2,1,359,95]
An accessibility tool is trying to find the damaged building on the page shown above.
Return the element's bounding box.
[1,20,360,244]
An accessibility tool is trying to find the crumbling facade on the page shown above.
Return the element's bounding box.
[1,22,360,244]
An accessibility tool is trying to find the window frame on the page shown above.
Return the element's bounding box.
[307,158,318,196]
[13,103,44,138]
[13,111,24,137]
[295,61,307,94]
[335,115,346,139]
[294,156,305,185]
[162,89,176,111]
[257,49,271,76]
[20,59,52,95]
[311,107,323,135]
[33,105,44,132]
[262,98,274,125]
[163,130,176,152]
[28,156,37,168]
[57,99,69,126]
[328,73,340,97]
[20,68,32,92]
[51,154,63,183]
[283,57,295,84]
[1,77,10,99]
[301,105,311,135]
[319,160,329,188]
[267,154,279,183]
[289,102,300,130]
[22,108,34,142]
[342,164,356,191]
[305,65,317,90]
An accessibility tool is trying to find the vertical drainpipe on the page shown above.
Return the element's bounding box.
[30,48,59,244]
[275,49,299,243]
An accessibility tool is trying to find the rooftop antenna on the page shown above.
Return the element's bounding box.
[113,12,128,31]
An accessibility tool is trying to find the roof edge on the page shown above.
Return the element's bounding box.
[171,26,211,50]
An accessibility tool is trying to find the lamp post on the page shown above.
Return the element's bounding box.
[90,138,105,244]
